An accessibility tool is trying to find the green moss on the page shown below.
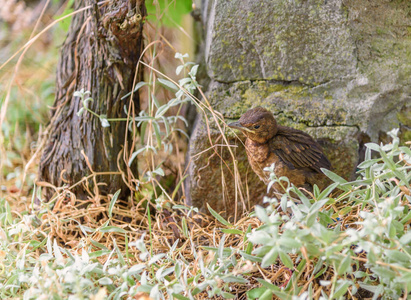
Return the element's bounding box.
[400,130,411,143]
[397,107,411,127]
[222,63,231,69]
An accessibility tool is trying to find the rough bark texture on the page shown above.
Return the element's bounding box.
[39,0,146,198]
[187,0,411,217]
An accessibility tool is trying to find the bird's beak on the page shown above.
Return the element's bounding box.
[228,121,254,133]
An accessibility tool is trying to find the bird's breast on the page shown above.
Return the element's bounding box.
[244,139,269,163]
[244,139,306,187]
[244,139,275,183]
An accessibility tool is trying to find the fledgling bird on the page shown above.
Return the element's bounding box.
[228,107,331,194]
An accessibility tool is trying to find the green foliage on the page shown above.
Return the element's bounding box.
[53,0,75,32]
[146,0,192,27]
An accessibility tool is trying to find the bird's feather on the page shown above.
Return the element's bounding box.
[270,126,331,173]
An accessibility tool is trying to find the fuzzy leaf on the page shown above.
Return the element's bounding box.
[108,189,121,218]
[158,78,178,91]
[207,204,232,227]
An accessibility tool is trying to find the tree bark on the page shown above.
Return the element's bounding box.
[39,0,146,198]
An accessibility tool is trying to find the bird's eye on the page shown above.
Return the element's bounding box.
[254,125,260,129]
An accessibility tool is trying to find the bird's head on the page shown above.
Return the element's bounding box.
[228,107,278,143]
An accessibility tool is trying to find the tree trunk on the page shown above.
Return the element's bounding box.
[39,0,146,199]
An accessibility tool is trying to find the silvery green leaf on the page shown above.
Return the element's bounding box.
[218,234,226,259]
[281,194,288,213]
[278,176,290,184]
[333,280,352,298]
[161,116,170,136]
[153,121,162,148]
[279,250,293,268]
[221,292,235,299]
[221,228,244,235]
[247,287,266,299]
[176,65,184,75]
[173,128,189,139]
[149,284,160,299]
[99,226,127,233]
[128,147,148,166]
[293,188,311,208]
[207,204,232,227]
[365,142,380,152]
[149,253,165,265]
[310,198,329,213]
[158,78,178,91]
[267,180,274,193]
[318,182,339,199]
[121,81,149,100]
[385,250,410,263]
[239,251,262,262]
[99,277,113,285]
[46,236,53,255]
[73,90,83,97]
[174,261,182,279]
[179,78,191,86]
[358,282,379,293]
[256,278,280,291]
[182,217,188,237]
[76,107,84,116]
[155,104,169,118]
[53,239,64,265]
[399,231,411,245]
[81,262,98,275]
[153,167,164,177]
[261,247,278,268]
[189,65,199,77]
[381,143,394,152]
[133,116,153,122]
[99,115,110,127]
[321,168,347,185]
[319,280,331,286]
[39,253,53,261]
[175,52,189,59]
[337,255,351,275]
[128,264,146,275]
[248,231,272,245]
[108,189,121,218]
[83,97,93,106]
[82,248,90,264]
[255,205,269,223]
[279,237,301,250]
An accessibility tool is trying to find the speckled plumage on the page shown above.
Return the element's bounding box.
[228,107,331,194]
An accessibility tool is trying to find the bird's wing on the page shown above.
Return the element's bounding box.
[270,127,331,173]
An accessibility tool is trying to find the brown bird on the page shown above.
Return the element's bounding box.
[228,107,331,194]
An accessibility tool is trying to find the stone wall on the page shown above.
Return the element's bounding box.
[186,0,411,219]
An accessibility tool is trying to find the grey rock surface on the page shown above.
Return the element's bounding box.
[204,0,356,84]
